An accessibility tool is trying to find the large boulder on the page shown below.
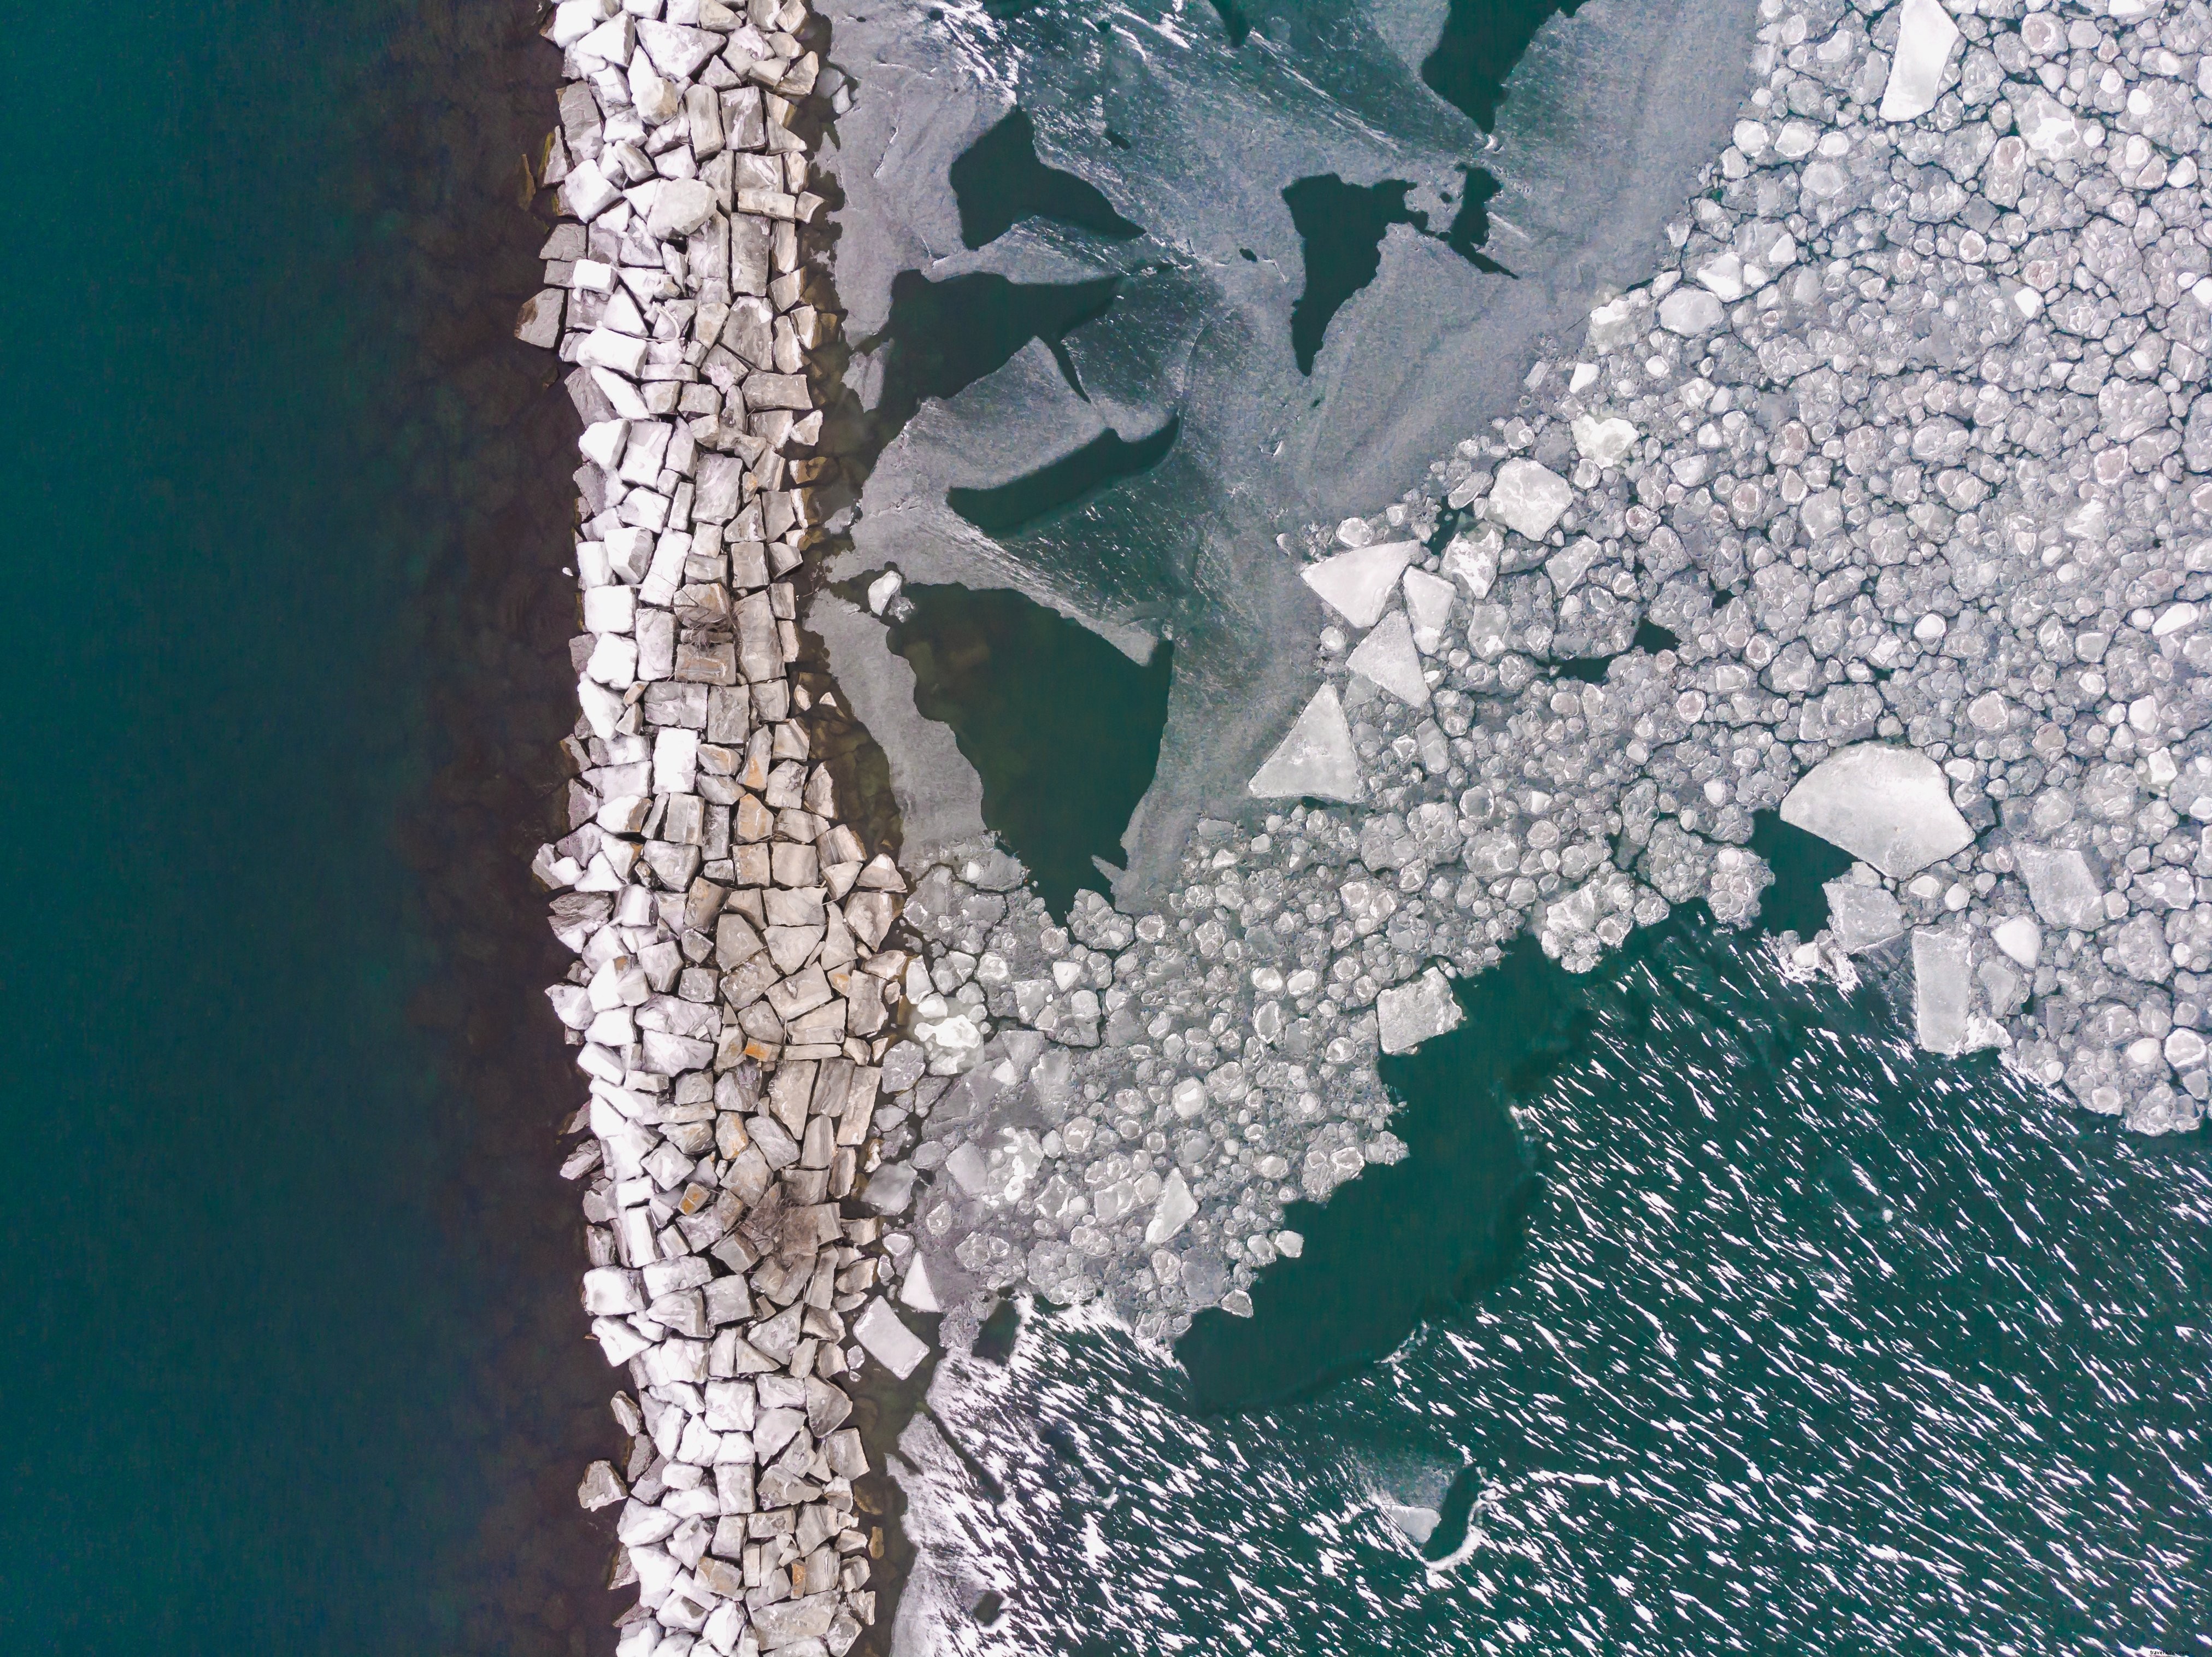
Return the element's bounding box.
[1779,743,1974,878]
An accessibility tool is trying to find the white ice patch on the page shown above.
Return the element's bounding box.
[1302,541,1418,628]
[1879,0,1961,123]
[1249,684,1364,802]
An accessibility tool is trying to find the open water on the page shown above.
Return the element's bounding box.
[0,2,612,1652]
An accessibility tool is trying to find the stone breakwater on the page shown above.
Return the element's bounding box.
[516,3,929,1653]
[851,0,2212,1367]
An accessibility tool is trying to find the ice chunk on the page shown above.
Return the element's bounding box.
[862,1159,916,1214]
[1823,879,1905,953]
[1570,414,1637,468]
[1249,684,1363,802]
[1303,541,1417,628]
[1346,612,1429,707]
[1489,459,1573,540]
[1912,929,1972,1055]
[2014,845,2104,930]
[1991,914,2041,969]
[2016,90,2085,161]
[1657,287,1725,336]
[1401,568,1456,654]
[1380,1503,1442,1546]
[1880,0,1961,124]
[1144,1169,1197,1245]
[852,1298,930,1379]
[899,1252,942,1313]
[1779,743,1974,878]
[1378,967,1463,1054]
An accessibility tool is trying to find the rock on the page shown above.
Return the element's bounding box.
[1302,542,1417,628]
[1248,684,1363,802]
[1346,612,1429,707]
[2014,845,2104,930]
[1489,459,1573,540]
[1779,743,1974,879]
[1991,915,2041,969]
[1570,414,1637,467]
[1657,287,1724,336]
[1824,879,1905,953]
[1377,967,1463,1054]
[579,1460,627,1511]
[515,288,564,348]
[1143,1169,1197,1245]
[851,1298,929,1379]
[1912,929,1973,1055]
[1879,0,1961,122]
[648,178,717,240]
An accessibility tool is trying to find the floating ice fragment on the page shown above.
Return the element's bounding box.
[1380,1503,1442,1546]
[1779,743,1974,879]
[1880,0,1961,122]
[1402,568,1456,654]
[1489,459,1573,540]
[1911,930,1973,1055]
[1249,684,1363,802]
[1378,967,1464,1054]
[1657,287,1725,336]
[899,1252,942,1313]
[1823,879,1905,953]
[1144,1170,1197,1245]
[1991,914,2042,969]
[2016,90,2085,160]
[2014,845,2104,930]
[852,1298,929,1379]
[1570,414,1638,468]
[1303,541,1417,627]
[1347,612,1429,707]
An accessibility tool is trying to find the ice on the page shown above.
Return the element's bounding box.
[853,1298,931,1379]
[2014,846,2105,931]
[1779,744,1975,879]
[1489,459,1574,541]
[1346,612,1430,708]
[1879,0,1961,124]
[1378,968,1465,1054]
[1304,542,1418,629]
[1911,930,1973,1056]
[1248,685,1364,802]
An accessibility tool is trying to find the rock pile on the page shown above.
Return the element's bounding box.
[854,0,2212,1360]
[518,3,921,1653]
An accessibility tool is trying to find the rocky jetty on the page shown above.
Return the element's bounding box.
[519,3,915,1652]
[837,0,2212,1376]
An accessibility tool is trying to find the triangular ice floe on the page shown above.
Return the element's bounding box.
[1248,684,1363,802]
[1302,541,1418,628]
[1348,612,1430,707]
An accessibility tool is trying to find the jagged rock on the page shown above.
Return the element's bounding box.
[1779,744,1974,879]
[2015,845,2104,931]
[1248,684,1363,802]
[1302,542,1417,627]
[1377,967,1463,1054]
[579,1461,627,1510]
[1346,612,1429,707]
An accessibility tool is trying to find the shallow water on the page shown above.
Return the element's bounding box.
[892,920,2212,1655]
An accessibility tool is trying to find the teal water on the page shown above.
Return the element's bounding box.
[903,920,2212,1654]
[0,3,607,1652]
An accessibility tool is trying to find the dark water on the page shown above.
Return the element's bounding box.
[884,585,1173,914]
[0,3,610,1652]
[899,920,2212,1654]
